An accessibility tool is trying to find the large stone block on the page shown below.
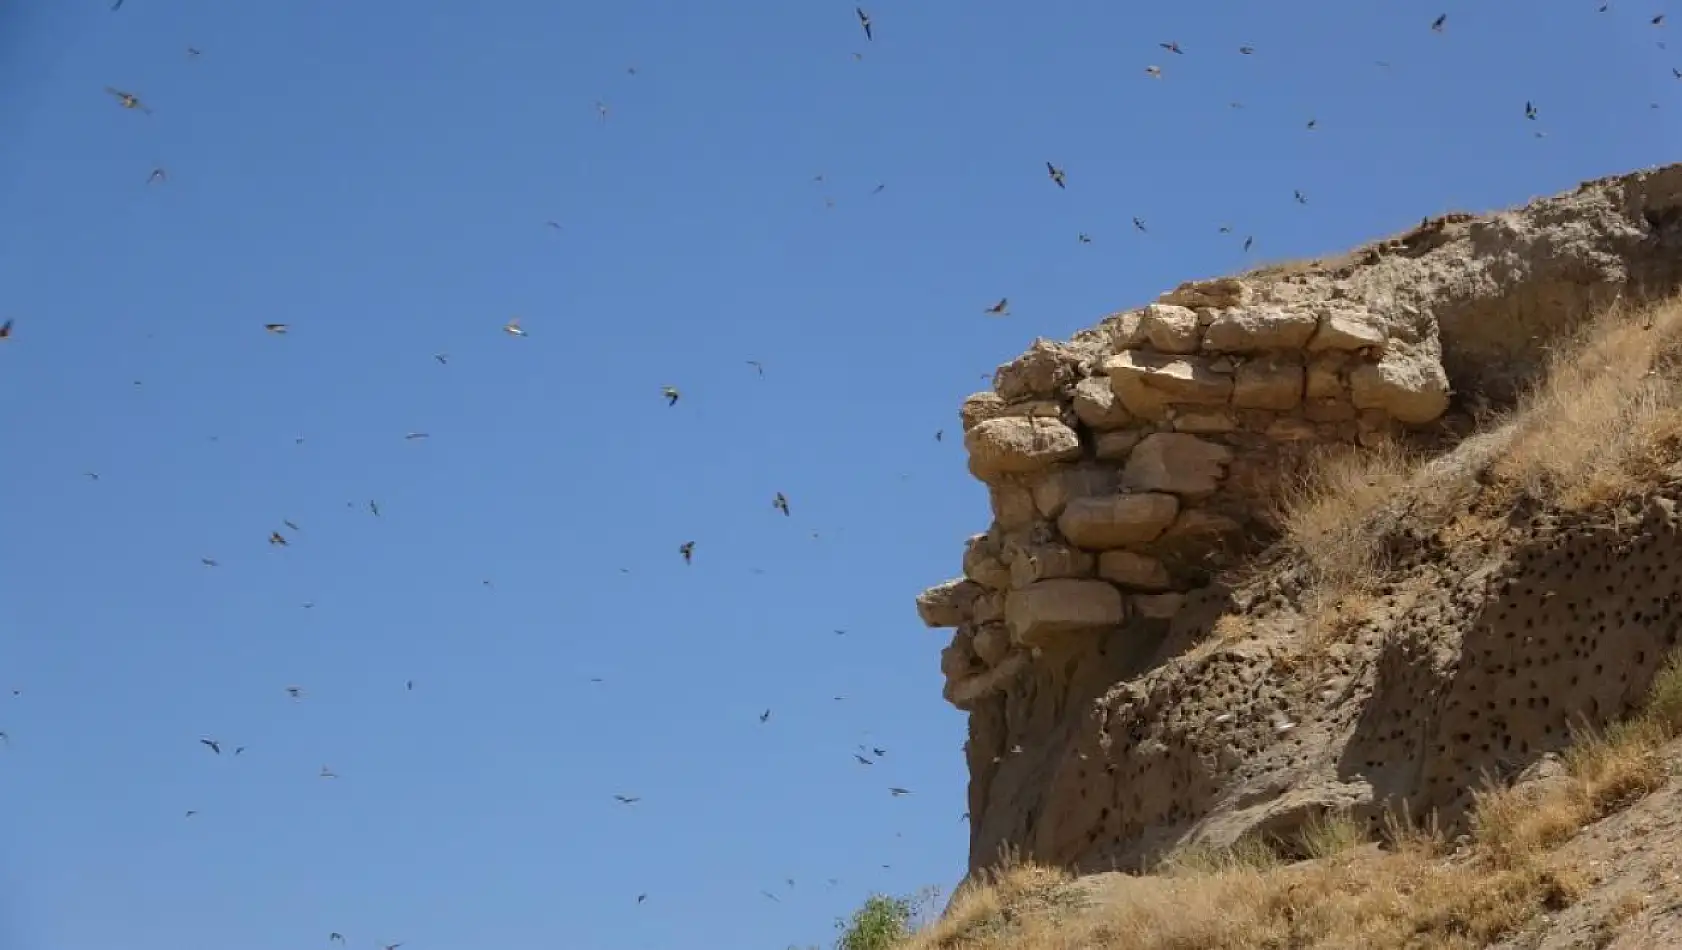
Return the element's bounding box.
[918,578,983,627]
[1202,307,1318,353]
[1121,433,1235,499]
[1071,376,1136,430]
[1105,351,1234,419]
[1138,303,1203,354]
[1005,579,1126,646]
[1057,493,1180,549]
[966,416,1083,481]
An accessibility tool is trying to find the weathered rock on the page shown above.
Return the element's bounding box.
[1138,304,1203,353]
[971,623,1012,665]
[917,578,983,627]
[1160,276,1249,310]
[1348,347,1451,425]
[1308,308,1388,352]
[1305,354,1348,399]
[966,417,1083,480]
[1153,508,1246,562]
[1105,351,1234,418]
[1057,493,1180,549]
[1097,550,1172,590]
[972,590,1006,625]
[1030,464,1119,519]
[1005,579,1126,645]
[1121,433,1235,498]
[960,391,1007,430]
[962,536,1013,592]
[938,631,981,678]
[995,339,1089,402]
[1132,592,1186,619]
[1202,307,1319,353]
[1094,430,1144,461]
[1006,540,1096,587]
[1170,408,1239,434]
[1071,376,1135,430]
[988,480,1041,530]
[1232,356,1305,410]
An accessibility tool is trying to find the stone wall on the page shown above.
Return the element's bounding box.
[916,274,1450,711]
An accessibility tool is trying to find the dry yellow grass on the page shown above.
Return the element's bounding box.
[890,614,1682,950]
[1242,294,1682,653]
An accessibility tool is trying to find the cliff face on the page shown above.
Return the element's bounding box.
[916,162,1682,875]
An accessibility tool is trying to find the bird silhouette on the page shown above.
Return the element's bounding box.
[773,492,790,516]
[856,7,872,40]
[679,540,695,564]
[1046,161,1066,188]
[985,297,1010,316]
[200,738,220,755]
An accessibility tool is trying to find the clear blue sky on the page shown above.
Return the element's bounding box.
[0,1,1676,948]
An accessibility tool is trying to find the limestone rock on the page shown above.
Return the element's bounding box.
[1094,430,1144,461]
[966,416,1083,481]
[1133,592,1186,619]
[960,391,1007,431]
[1159,277,1249,310]
[994,338,1088,402]
[1348,347,1451,425]
[1232,356,1305,410]
[1121,433,1234,499]
[1071,376,1135,430]
[1006,540,1096,587]
[1030,464,1119,519]
[1105,351,1233,418]
[1098,551,1172,590]
[1138,304,1203,354]
[1308,308,1388,352]
[963,533,1013,590]
[1305,354,1348,399]
[939,631,981,678]
[1005,579,1125,646]
[1202,307,1319,353]
[971,623,1012,665]
[1154,508,1245,562]
[917,578,983,627]
[1057,493,1180,549]
[988,480,1041,530]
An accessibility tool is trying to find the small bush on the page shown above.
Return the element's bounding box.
[835,893,915,950]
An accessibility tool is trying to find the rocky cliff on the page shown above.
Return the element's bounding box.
[916,162,1682,876]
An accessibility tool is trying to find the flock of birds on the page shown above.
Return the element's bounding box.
[6,3,1682,948]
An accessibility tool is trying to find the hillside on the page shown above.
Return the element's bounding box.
[892,162,1682,948]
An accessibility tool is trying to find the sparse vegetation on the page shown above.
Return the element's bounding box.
[861,649,1682,949]
[854,288,1682,949]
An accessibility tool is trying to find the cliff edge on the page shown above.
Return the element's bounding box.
[916,162,1682,877]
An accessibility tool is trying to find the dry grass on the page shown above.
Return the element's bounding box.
[1487,297,1682,510]
[1243,294,1682,656]
[891,654,1682,950]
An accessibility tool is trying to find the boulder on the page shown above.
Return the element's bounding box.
[1105,351,1234,418]
[1098,551,1173,591]
[1138,304,1203,354]
[1071,376,1135,430]
[1232,356,1305,410]
[1349,347,1451,425]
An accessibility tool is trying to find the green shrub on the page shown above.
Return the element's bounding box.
[835,893,914,950]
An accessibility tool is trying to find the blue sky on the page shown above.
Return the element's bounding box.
[0,1,1676,948]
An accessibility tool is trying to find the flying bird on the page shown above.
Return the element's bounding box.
[103,86,151,113]
[1244,235,1254,252]
[662,385,681,406]
[856,7,872,40]
[147,167,166,184]
[613,794,640,804]
[200,738,221,755]
[1238,45,1255,54]
[435,353,448,364]
[854,753,873,765]
[1294,189,1308,204]
[319,766,338,779]
[1145,65,1163,78]
[1431,13,1447,31]
[503,316,526,337]
[1133,217,1148,232]
[1078,232,1092,244]
[1525,100,1538,120]
[1656,14,1667,25]
[186,47,202,57]
[773,492,790,516]
[889,787,911,796]
[405,432,430,440]
[200,558,218,567]
[286,686,303,699]
[984,297,1010,316]
[264,323,288,334]
[0,319,11,340]
[746,360,764,376]
[1160,41,1183,54]
[329,935,344,944]
[268,531,288,546]
[283,519,300,532]
[369,500,380,517]
[760,708,771,723]
[679,540,695,564]
[1046,161,1066,188]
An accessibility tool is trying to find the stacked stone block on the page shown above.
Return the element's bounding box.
[916,276,1451,710]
